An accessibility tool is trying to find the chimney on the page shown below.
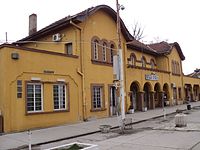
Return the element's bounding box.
[29,14,37,35]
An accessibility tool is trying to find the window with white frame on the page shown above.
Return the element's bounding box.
[93,40,99,60]
[102,42,107,62]
[53,84,66,110]
[92,85,103,109]
[110,44,114,63]
[26,83,43,112]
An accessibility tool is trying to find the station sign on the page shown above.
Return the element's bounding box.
[145,74,159,81]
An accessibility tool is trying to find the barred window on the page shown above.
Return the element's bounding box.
[53,84,66,110]
[17,80,22,98]
[26,83,43,112]
[92,85,104,110]
[93,40,99,60]
[102,42,107,62]
[110,44,114,63]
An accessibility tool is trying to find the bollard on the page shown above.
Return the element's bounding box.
[175,113,187,127]
[28,130,32,150]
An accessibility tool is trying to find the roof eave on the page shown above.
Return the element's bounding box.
[16,5,134,43]
[127,44,158,56]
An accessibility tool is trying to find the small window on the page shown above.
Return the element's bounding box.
[65,43,73,55]
[53,84,67,110]
[17,80,22,98]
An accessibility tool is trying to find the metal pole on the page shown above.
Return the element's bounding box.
[5,32,8,43]
[116,0,125,130]
[162,93,166,120]
[28,130,32,150]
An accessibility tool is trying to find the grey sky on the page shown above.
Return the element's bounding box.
[0,0,199,74]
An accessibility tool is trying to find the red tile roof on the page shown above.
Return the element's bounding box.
[187,69,200,78]
[12,5,185,60]
[148,41,172,53]
[148,41,185,60]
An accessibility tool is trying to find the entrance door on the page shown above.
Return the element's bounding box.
[110,86,117,116]
[131,89,137,110]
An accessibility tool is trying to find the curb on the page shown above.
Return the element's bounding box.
[14,109,186,150]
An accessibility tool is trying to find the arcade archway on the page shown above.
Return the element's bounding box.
[130,81,140,111]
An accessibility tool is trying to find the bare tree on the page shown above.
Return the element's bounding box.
[132,22,145,41]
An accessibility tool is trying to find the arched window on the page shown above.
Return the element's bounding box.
[141,56,146,68]
[174,61,177,74]
[102,42,107,62]
[110,44,114,63]
[93,40,99,60]
[129,53,136,66]
[172,60,175,73]
[150,59,156,69]
[177,62,180,74]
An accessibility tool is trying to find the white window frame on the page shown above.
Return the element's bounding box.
[26,83,43,113]
[53,84,67,110]
[110,45,114,63]
[102,43,107,62]
[94,40,99,60]
[92,86,103,109]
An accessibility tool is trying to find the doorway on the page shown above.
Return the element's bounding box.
[109,86,117,116]
[130,82,140,111]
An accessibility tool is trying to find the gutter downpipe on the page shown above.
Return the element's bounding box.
[70,20,87,121]
[180,60,185,102]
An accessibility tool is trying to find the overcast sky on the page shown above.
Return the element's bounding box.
[0,0,199,74]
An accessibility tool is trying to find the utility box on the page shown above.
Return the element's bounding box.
[175,113,187,127]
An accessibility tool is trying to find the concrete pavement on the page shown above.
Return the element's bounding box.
[1,101,200,150]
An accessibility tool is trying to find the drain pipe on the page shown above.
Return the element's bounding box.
[77,68,87,121]
[70,20,87,121]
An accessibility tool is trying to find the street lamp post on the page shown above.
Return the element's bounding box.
[115,0,125,131]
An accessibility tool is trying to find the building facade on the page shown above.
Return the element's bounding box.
[0,5,200,133]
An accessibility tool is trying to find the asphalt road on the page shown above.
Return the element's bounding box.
[36,107,200,150]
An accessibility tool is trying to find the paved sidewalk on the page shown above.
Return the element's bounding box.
[0,102,200,150]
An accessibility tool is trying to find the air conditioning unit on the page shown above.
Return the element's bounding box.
[52,33,61,42]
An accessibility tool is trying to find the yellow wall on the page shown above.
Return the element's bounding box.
[1,47,82,132]
[22,26,80,55]
[0,8,200,133]
[81,11,119,119]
